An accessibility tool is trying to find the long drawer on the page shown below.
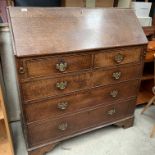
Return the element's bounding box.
[94,46,142,68]
[21,65,141,102]
[24,80,139,123]
[27,99,136,147]
[17,54,92,79]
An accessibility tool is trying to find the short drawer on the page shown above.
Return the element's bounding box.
[17,54,92,79]
[24,80,139,123]
[93,64,142,87]
[94,46,142,68]
[27,99,136,147]
[21,72,92,102]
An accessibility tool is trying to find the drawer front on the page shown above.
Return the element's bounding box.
[93,64,142,87]
[21,72,92,102]
[27,99,136,147]
[21,64,141,102]
[94,47,142,68]
[24,80,139,123]
[17,54,92,79]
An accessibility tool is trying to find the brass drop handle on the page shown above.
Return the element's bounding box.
[108,108,116,115]
[112,71,121,80]
[110,90,118,98]
[56,81,67,90]
[57,102,69,110]
[19,66,25,74]
[114,53,124,64]
[58,122,68,131]
[56,62,67,72]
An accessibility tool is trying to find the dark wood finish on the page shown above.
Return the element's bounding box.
[24,80,139,123]
[95,0,114,7]
[27,99,136,147]
[28,117,134,155]
[28,143,57,155]
[143,26,155,38]
[114,116,134,129]
[17,54,92,79]
[61,0,85,7]
[21,64,141,102]
[92,64,142,87]
[62,0,115,7]
[7,7,147,155]
[21,71,91,102]
[8,7,147,57]
[94,46,142,68]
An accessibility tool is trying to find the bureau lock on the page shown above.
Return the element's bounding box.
[19,66,25,74]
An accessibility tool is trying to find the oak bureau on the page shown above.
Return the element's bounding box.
[7,7,147,155]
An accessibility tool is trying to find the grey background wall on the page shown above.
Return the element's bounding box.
[0,29,21,121]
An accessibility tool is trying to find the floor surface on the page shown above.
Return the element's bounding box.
[11,106,155,155]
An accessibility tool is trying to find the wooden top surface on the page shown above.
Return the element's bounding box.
[8,7,147,57]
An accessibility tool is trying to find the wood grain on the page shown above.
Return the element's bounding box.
[20,64,141,102]
[24,80,139,123]
[21,71,91,102]
[8,7,147,57]
[27,99,136,147]
[17,53,92,79]
[7,7,147,155]
[28,143,57,155]
[94,46,142,68]
[0,86,14,155]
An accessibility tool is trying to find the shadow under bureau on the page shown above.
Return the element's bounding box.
[7,7,147,155]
